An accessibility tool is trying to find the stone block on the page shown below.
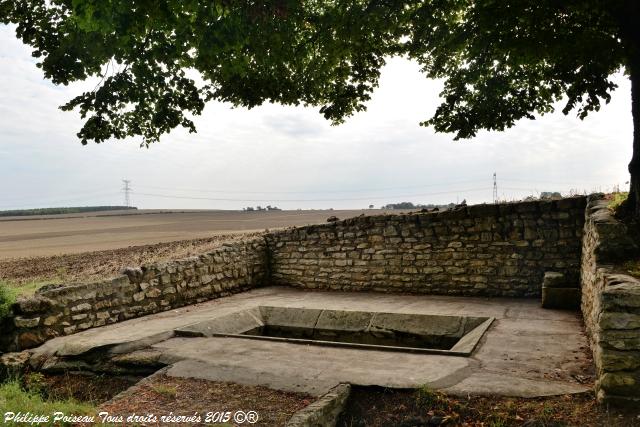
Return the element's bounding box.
[71,303,91,312]
[13,296,52,315]
[18,331,45,349]
[598,372,640,395]
[600,330,640,351]
[96,311,110,320]
[145,288,162,298]
[601,350,640,371]
[43,315,61,326]
[601,280,640,310]
[543,272,567,288]
[0,351,31,380]
[466,203,498,218]
[13,317,40,328]
[121,267,144,283]
[599,313,640,330]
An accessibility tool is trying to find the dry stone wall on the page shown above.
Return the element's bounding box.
[2,197,589,353]
[267,197,586,297]
[581,195,640,405]
[5,238,268,351]
[6,194,640,406]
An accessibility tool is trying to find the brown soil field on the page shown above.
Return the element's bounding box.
[0,208,398,259]
[0,233,262,287]
[0,209,407,288]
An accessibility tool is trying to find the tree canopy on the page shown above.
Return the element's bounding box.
[1,0,406,144]
[2,0,639,212]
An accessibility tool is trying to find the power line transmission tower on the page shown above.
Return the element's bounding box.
[493,173,498,203]
[122,179,132,207]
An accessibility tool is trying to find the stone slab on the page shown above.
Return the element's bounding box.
[28,286,591,398]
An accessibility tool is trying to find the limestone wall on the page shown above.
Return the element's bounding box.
[267,197,586,297]
[5,194,640,406]
[3,197,589,353]
[581,195,640,404]
[6,238,268,351]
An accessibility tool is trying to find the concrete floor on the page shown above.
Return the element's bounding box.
[31,287,593,397]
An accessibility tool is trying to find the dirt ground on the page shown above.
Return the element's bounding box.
[0,209,398,259]
[30,374,640,426]
[14,373,311,426]
[30,372,139,405]
[337,386,640,427]
[98,374,312,426]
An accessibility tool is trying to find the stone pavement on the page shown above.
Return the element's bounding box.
[29,287,592,397]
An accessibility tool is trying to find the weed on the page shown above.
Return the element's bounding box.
[0,281,16,320]
[0,279,60,299]
[537,402,557,424]
[488,416,508,427]
[151,384,178,398]
[23,372,46,394]
[608,192,629,212]
[415,384,447,410]
[0,379,95,426]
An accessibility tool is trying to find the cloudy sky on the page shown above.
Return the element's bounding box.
[0,24,633,211]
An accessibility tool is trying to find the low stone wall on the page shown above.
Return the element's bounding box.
[286,383,351,427]
[5,238,268,351]
[267,197,586,297]
[581,195,640,405]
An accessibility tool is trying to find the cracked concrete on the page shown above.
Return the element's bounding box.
[29,286,592,397]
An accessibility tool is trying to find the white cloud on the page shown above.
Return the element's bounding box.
[0,25,633,210]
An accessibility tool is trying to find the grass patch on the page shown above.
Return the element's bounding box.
[608,192,629,212]
[150,384,177,398]
[13,280,56,297]
[0,379,96,426]
[23,372,47,394]
[415,385,448,410]
[0,279,60,299]
[0,281,16,319]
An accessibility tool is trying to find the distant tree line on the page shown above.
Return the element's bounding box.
[382,202,459,210]
[385,193,567,209]
[0,206,137,217]
[243,205,281,212]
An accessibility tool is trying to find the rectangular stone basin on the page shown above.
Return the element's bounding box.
[176,306,493,356]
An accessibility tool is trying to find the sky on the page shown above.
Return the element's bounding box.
[0,24,634,211]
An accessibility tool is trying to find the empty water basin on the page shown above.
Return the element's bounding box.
[175,306,493,356]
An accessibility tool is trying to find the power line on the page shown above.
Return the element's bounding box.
[133,177,493,195]
[122,179,132,207]
[499,177,593,185]
[132,187,492,203]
